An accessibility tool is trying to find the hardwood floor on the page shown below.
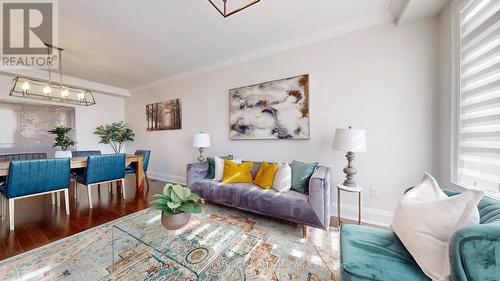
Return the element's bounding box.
[0,177,384,261]
[0,175,164,261]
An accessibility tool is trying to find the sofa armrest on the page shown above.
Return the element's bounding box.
[186,161,209,187]
[308,166,332,230]
[449,223,500,281]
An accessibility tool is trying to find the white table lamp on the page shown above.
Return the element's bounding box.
[193,132,211,162]
[333,126,366,187]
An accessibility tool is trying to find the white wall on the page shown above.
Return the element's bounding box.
[438,3,453,186]
[126,17,440,225]
[0,74,125,153]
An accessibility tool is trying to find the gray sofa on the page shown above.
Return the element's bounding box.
[186,161,331,237]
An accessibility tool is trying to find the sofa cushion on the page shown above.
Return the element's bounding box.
[254,161,278,189]
[290,160,318,194]
[206,155,233,179]
[444,189,500,224]
[340,224,430,281]
[190,179,322,227]
[221,160,253,183]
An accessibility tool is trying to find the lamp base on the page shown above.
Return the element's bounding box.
[342,151,358,187]
[197,147,206,162]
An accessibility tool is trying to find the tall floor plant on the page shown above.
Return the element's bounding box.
[94,121,135,153]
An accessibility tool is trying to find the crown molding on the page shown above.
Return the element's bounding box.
[0,69,130,97]
[130,14,393,93]
[388,0,411,25]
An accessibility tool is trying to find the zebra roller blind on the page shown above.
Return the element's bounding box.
[457,0,500,194]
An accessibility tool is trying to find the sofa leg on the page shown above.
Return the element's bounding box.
[302,225,308,238]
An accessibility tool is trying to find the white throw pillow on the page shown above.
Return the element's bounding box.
[392,173,483,281]
[272,163,292,192]
[214,157,241,181]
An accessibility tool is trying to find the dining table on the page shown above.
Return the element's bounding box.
[0,154,145,193]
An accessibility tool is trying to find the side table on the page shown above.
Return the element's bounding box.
[337,184,362,226]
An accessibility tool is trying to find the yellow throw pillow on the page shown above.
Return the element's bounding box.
[254,161,278,189]
[221,160,254,183]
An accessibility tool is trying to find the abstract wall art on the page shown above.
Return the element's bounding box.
[146,99,182,131]
[229,74,309,140]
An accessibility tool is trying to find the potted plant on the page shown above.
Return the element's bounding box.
[154,184,203,230]
[48,126,75,158]
[94,121,135,153]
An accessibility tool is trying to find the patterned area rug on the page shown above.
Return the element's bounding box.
[0,204,340,280]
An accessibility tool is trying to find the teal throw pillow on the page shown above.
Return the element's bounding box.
[290,160,319,194]
[205,155,233,179]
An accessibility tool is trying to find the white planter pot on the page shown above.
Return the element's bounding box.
[55,150,72,158]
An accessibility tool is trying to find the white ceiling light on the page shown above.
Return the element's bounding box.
[10,44,96,106]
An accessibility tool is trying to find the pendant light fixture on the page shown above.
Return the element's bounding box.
[9,44,96,106]
[208,0,260,18]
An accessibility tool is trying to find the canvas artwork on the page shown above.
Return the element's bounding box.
[146,99,182,131]
[229,74,309,139]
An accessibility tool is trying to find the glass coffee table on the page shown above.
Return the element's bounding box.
[109,209,255,280]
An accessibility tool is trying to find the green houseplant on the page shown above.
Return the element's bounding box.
[48,126,75,158]
[154,184,203,230]
[94,121,135,153]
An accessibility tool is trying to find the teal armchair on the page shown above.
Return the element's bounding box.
[448,191,500,281]
[339,189,500,281]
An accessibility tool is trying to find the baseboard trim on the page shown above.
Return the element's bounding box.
[147,171,186,185]
[332,203,393,227]
[147,171,393,227]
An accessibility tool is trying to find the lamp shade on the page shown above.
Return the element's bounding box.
[193,133,211,148]
[332,128,367,152]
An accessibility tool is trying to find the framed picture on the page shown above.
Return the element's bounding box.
[229,74,309,140]
[146,99,182,131]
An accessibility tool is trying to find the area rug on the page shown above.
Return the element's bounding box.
[0,203,340,280]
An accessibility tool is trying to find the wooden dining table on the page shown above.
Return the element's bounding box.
[0,154,145,193]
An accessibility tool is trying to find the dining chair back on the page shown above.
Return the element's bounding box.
[129,150,151,172]
[71,150,101,157]
[75,153,126,209]
[125,150,151,191]
[0,152,47,161]
[83,153,126,185]
[2,158,71,230]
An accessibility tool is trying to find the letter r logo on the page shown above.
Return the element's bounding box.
[2,2,53,54]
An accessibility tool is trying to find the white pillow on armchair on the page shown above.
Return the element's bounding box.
[392,173,483,281]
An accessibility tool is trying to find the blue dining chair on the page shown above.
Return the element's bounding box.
[1,158,71,231]
[0,153,48,191]
[74,153,126,209]
[71,150,101,157]
[70,150,102,199]
[125,150,151,190]
[0,152,47,161]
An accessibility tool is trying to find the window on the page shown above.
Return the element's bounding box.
[454,0,500,195]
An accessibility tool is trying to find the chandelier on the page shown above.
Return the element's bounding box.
[208,0,260,17]
[9,44,96,106]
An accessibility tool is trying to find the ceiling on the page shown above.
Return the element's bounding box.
[54,0,448,90]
